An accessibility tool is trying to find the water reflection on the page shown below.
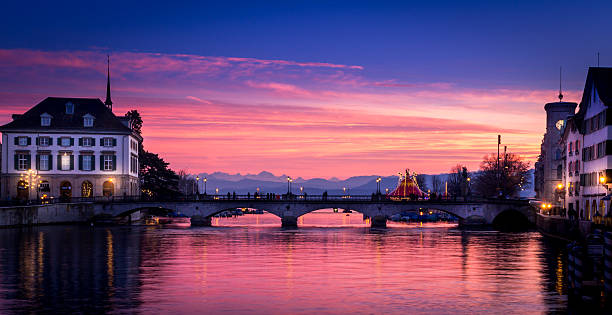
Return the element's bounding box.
[0,213,568,314]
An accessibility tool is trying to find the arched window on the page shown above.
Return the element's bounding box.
[557,165,562,179]
[569,142,573,153]
[575,161,580,174]
[568,161,573,175]
[60,181,72,199]
[103,180,114,197]
[81,181,93,198]
[576,140,580,152]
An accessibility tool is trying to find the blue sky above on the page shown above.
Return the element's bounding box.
[3,0,610,90]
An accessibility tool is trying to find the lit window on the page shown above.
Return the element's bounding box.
[103,138,114,147]
[41,116,51,126]
[65,102,74,114]
[84,116,94,127]
[82,138,93,146]
[61,155,71,170]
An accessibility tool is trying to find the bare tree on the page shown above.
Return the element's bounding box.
[473,152,530,198]
[416,174,428,192]
[177,170,196,195]
[432,175,443,194]
[447,164,469,198]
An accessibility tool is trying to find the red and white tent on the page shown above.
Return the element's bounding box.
[388,170,425,198]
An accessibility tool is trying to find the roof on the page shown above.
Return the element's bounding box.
[0,97,133,134]
[577,67,612,115]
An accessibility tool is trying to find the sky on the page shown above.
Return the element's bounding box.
[0,0,610,179]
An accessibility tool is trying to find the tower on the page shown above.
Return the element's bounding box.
[104,55,113,111]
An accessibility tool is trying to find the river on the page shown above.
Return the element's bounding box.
[0,211,568,314]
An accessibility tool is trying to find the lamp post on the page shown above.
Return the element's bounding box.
[600,175,606,217]
[300,186,303,194]
[195,176,200,196]
[556,183,565,216]
[204,177,207,195]
[376,177,381,194]
[287,177,292,195]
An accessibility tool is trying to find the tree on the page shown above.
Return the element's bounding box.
[125,110,143,135]
[127,109,182,199]
[140,150,180,199]
[432,175,443,194]
[472,152,530,198]
[416,174,428,192]
[447,164,469,198]
[178,170,196,195]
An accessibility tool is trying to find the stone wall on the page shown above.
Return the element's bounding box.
[0,203,94,227]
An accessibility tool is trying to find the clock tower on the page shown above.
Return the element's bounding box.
[535,100,577,202]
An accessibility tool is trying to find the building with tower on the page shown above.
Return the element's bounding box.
[537,66,612,222]
[0,59,142,200]
[534,94,577,204]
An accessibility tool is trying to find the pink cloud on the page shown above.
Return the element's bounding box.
[0,48,570,178]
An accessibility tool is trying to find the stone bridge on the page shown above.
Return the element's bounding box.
[93,197,534,228]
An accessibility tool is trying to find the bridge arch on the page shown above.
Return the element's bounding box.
[491,209,530,231]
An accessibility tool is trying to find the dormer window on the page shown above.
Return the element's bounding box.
[83,114,95,127]
[40,113,52,126]
[65,102,74,114]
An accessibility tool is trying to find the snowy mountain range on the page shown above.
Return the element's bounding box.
[191,170,536,197]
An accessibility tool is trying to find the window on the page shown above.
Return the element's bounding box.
[60,137,73,147]
[557,165,562,179]
[38,137,50,146]
[65,102,74,114]
[103,138,115,147]
[81,181,93,198]
[17,137,29,146]
[41,116,51,126]
[39,155,50,171]
[80,137,94,147]
[102,155,115,171]
[568,161,573,176]
[59,154,73,171]
[576,140,580,154]
[81,155,93,171]
[39,181,50,192]
[15,154,30,170]
[83,116,94,127]
[130,154,138,174]
[575,161,580,175]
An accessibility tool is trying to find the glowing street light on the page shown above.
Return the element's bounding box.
[204,177,207,195]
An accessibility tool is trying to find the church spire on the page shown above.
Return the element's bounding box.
[105,55,113,110]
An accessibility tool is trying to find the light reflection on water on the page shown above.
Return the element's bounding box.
[0,211,568,314]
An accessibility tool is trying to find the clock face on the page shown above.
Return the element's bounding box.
[555,119,564,130]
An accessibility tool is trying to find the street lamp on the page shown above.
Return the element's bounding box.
[376,177,381,194]
[195,176,200,195]
[204,177,207,195]
[556,183,565,216]
[287,177,292,194]
[300,186,303,194]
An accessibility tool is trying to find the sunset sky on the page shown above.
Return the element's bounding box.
[1,1,610,178]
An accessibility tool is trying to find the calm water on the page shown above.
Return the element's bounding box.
[0,211,568,314]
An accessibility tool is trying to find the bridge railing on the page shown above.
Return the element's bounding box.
[0,193,531,207]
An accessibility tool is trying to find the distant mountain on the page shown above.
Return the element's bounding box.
[191,170,536,197]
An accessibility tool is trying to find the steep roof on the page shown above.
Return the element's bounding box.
[0,97,133,134]
[577,67,612,115]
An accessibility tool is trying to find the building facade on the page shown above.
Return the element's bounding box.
[551,67,612,220]
[0,96,142,201]
[534,100,577,203]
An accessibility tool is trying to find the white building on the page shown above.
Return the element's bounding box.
[0,70,142,200]
[557,67,612,220]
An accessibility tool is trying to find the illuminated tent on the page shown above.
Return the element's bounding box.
[388,170,425,198]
